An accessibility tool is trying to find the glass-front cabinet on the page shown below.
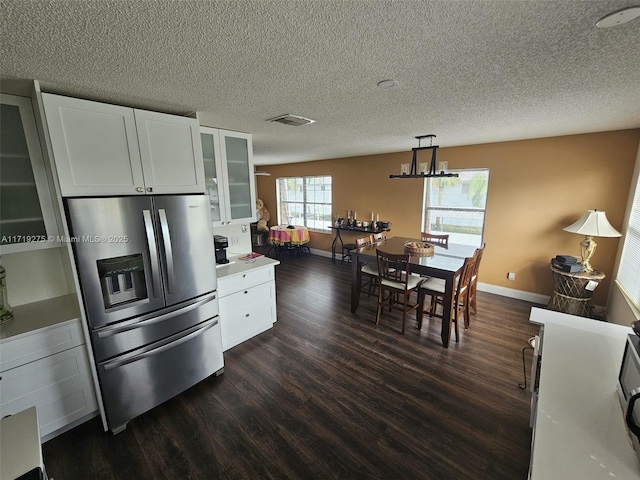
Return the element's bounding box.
[0,94,59,254]
[200,127,224,226]
[200,127,255,227]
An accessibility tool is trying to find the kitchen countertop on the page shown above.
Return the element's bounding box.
[528,307,640,479]
[0,293,81,342]
[215,255,279,280]
[0,407,43,480]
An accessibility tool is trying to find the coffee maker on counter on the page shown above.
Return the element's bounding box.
[214,235,229,264]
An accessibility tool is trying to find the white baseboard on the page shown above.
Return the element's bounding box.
[309,248,334,259]
[477,282,549,304]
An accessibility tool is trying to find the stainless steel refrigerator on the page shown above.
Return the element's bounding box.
[65,195,223,434]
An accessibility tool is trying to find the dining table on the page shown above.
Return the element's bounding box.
[268,224,311,258]
[351,236,478,347]
[268,224,310,245]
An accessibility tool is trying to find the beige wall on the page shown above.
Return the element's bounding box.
[256,129,640,305]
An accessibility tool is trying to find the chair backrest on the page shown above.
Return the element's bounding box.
[421,232,449,246]
[456,255,476,299]
[471,244,485,282]
[356,236,373,248]
[376,249,412,288]
[373,231,387,243]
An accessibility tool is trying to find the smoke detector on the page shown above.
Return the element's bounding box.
[267,114,315,127]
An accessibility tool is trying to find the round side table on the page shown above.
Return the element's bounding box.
[547,263,605,318]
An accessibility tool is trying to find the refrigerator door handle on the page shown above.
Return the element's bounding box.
[101,318,218,371]
[158,209,175,294]
[143,209,162,298]
[95,292,217,339]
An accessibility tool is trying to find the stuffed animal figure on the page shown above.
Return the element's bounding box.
[256,198,271,232]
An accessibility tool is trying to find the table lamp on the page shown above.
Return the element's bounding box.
[563,209,621,272]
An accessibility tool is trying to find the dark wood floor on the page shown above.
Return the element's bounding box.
[43,251,541,479]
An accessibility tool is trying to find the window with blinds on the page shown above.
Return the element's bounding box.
[617,172,640,310]
[422,169,489,247]
[276,176,332,231]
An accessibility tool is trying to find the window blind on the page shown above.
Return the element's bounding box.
[617,172,640,310]
[422,169,489,247]
[276,175,332,230]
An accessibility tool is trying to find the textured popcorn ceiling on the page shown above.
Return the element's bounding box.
[1,0,639,165]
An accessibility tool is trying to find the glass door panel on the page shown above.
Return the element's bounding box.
[224,135,253,221]
[0,100,47,244]
[200,128,225,226]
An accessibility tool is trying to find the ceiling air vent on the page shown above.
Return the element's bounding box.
[267,114,315,127]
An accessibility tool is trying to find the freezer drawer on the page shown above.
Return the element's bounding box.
[91,292,218,362]
[97,317,223,434]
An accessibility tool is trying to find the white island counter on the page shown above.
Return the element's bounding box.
[528,307,640,479]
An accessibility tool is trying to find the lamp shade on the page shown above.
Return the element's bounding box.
[563,210,621,237]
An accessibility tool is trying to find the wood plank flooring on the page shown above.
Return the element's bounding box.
[43,252,541,479]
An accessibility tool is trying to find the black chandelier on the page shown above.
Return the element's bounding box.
[389,134,459,179]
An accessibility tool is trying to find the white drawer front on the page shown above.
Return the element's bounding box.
[0,345,98,439]
[218,267,273,297]
[219,282,274,315]
[0,320,85,372]
[221,301,276,351]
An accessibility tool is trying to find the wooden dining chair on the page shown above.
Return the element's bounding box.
[418,254,476,342]
[373,231,387,243]
[468,243,485,319]
[355,236,373,248]
[356,236,378,296]
[375,250,424,334]
[420,232,449,246]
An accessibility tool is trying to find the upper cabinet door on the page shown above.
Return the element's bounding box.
[134,110,205,195]
[200,127,226,227]
[42,93,145,196]
[0,94,60,254]
[218,130,256,224]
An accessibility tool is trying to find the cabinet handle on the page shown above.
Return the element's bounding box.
[245,313,250,317]
[244,290,248,294]
[242,274,246,278]
[147,187,153,192]
[136,187,144,193]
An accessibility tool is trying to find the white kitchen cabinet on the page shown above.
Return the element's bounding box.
[217,257,278,351]
[0,295,98,441]
[42,93,205,197]
[200,127,256,227]
[0,94,60,254]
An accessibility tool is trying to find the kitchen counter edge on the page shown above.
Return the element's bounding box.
[215,256,279,280]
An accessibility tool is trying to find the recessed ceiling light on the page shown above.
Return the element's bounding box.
[596,6,640,28]
[377,79,399,90]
